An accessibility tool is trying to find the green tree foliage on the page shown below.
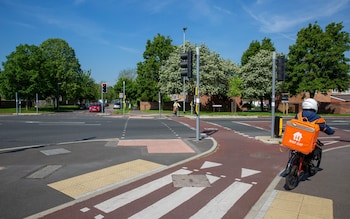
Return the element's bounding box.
[75,69,98,103]
[241,37,275,66]
[241,40,260,66]
[0,38,95,107]
[159,43,238,98]
[136,34,175,101]
[0,44,46,102]
[114,68,138,103]
[40,38,82,104]
[227,76,242,97]
[118,68,137,80]
[239,50,274,111]
[285,22,350,97]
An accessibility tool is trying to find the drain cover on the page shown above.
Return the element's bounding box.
[172,174,211,187]
[41,148,70,156]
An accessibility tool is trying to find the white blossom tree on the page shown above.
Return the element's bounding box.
[159,43,238,99]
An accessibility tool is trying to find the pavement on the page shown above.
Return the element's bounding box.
[2,111,343,219]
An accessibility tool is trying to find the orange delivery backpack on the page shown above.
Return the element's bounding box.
[281,112,325,155]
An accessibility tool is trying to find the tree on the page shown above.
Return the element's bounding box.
[239,50,275,111]
[119,68,137,80]
[40,38,82,108]
[241,37,275,66]
[0,44,46,106]
[227,76,242,97]
[159,43,238,99]
[136,34,175,101]
[74,69,98,103]
[241,40,260,66]
[261,37,275,51]
[114,77,137,103]
[0,38,94,107]
[114,68,138,103]
[285,22,350,97]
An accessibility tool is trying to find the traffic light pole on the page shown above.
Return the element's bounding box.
[195,47,200,142]
[182,28,186,114]
[271,52,276,138]
[183,76,186,114]
[101,85,104,113]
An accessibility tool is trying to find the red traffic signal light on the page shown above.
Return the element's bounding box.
[102,83,107,93]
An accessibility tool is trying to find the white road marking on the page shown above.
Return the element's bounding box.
[190,181,252,219]
[94,169,192,213]
[88,163,260,218]
[200,161,222,169]
[241,168,261,178]
[323,141,339,145]
[129,175,221,219]
[130,187,204,218]
[80,207,90,212]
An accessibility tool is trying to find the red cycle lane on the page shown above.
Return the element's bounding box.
[33,117,287,219]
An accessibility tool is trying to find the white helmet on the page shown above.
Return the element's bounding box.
[302,98,318,112]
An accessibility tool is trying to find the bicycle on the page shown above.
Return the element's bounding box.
[284,139,323,190]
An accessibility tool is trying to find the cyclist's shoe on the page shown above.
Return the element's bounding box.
[316,139,324,147]
[308,164,317,176]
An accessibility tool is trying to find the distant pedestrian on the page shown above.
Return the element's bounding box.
[173,100,181,116]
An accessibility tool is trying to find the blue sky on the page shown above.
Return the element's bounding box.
[1,0,349,86]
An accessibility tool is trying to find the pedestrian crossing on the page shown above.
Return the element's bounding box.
[65,161,262,219]
[94,169,192,213]
[190,181,252,219]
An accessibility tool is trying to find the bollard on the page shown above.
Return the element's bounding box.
[274,116,283,137]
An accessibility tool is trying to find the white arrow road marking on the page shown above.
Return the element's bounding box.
[241,168,261,178]
[94,169,192,213]
[200,161,222,169]
[190,181,252,219]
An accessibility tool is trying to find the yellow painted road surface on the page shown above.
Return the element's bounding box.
[48,159,164,199]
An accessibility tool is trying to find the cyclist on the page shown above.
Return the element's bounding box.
[299,98,335,169]
[295,98,334,175]
[298,98,335,135]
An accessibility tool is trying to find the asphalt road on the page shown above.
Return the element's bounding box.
[0,112,349,218]
[0,111,195,151]
[0,111,212,218]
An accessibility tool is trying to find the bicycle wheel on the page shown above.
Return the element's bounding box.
[313,147,322,167]
[309,147,322,176]
[285,164,299,190]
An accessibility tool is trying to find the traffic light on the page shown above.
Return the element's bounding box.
[277,56,286,81]
[180,50,193,78]
[102,83,107,93]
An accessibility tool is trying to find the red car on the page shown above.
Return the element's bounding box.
[89,103,101,112]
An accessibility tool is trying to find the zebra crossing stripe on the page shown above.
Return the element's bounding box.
[94,169,192,213]
[130,187,205,219]
[129,175,221,219]
[189,181,252,219]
